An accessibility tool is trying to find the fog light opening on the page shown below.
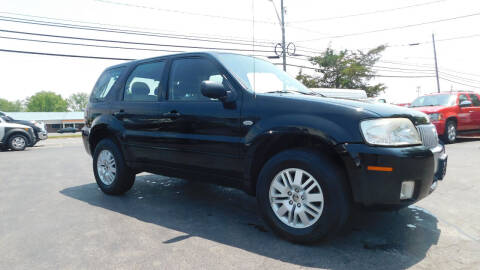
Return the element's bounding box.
[400,181,415,200]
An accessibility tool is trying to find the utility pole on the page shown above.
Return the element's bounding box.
[280,0,286,71]
[432,33,441,93]
[269,0,287,71]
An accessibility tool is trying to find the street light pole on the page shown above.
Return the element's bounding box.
[432,33,441,93]
[269,0,287,71]
[280,0,286,71]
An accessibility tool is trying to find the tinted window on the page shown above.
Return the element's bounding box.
[91,67,125,102]
[468,94,480,106]
[410,94,456,107]
[459,94,469,105]
[124,61,165,102]
[168,58,224,101]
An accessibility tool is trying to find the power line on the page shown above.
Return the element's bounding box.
[0,28,273,54]
[439,72,480,84]
[0,11,319,56]
[284,57,437,73]
[94,0,276,25]
[0,15,275,50]
[297,11,480,42]
[380,59,480,78]
[0,35,186,54]
[289,0,446,23]
[440,76,478,88]
[0,11,276,45]
[273,63,436,78]
[372,68,435,75]
[374,74,436,78]
[390,33,480,47]
[0,48,134,61]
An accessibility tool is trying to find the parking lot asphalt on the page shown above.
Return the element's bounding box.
[1,138,479,270]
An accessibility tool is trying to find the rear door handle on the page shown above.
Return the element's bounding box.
[113,109,126,117]
[162,111,181,119]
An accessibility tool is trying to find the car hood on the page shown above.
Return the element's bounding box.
[10,119,41,131]
[2,122,31,129]
[409,106,447,114]
[261,93,430,125]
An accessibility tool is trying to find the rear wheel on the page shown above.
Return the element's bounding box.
[442,120,457,144]
[93,139,135,195]
[256,148,351,244]
[8,134,27,151]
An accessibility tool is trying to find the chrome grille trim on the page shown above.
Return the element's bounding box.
[417,124,439,149]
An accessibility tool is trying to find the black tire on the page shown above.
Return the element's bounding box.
[442,120,457,144]
[8,134,28,151]
[256,148,351,244]
[93,138,135,195]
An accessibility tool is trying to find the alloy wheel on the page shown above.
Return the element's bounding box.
[11,137,26,149]
[269,168,324,229]
[97,150,117,185]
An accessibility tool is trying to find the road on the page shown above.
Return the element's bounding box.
[1,138,479,269]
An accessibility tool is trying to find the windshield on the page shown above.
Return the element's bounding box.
[216,53,312,95]
[410,94,457,107]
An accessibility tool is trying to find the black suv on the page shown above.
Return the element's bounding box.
[82,52,448,243]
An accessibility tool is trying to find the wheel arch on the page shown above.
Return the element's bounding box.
[245,131,352,199]
[445,116,457,124]
[89,124,123,155]
[5,129,32,145]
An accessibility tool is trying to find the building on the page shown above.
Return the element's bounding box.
[5,112,84,133]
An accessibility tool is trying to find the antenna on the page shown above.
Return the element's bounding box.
[252,0,256,98]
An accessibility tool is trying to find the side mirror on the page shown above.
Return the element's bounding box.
[200,81,235,102]
[460,100,472,107]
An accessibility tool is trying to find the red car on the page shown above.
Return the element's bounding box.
[410,91,480,143]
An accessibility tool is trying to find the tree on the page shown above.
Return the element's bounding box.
[296,45,387,97]
[67,92,89,111]
[0,98,23,112]
[26,91,68,112]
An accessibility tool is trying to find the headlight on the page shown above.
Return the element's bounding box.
[360,118,422,146]
[428,113,442,122]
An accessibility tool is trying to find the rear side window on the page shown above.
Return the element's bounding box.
[468,94,480,106]
[90,67,125,102]
[124,61,165,102]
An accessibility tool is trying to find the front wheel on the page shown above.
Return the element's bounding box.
[442,120,457,144]
[256,148,351,244]
[8,134,28,151]
[93,139,135,195]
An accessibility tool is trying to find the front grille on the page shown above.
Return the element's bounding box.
[417,124,439,149]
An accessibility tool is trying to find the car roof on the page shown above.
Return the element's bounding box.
[103,51,259,71]
[423,91,478,96]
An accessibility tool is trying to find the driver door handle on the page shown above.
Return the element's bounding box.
[162,111,181,119]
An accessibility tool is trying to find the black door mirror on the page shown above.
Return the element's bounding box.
[201,80,236,102]
[460,100,472,107]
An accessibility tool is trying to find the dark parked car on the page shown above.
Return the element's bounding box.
[1,114,48,146]
[82,52,448,243]
[57,127,78,134]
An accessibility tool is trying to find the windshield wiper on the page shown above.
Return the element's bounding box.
[263,90,324,97]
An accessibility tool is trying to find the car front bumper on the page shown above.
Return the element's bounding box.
[431,120,446,136]
[81,126,91,156]
[340,143,447,208]
[37,131,48,140]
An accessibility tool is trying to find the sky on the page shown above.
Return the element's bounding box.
[0,0,479,103]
